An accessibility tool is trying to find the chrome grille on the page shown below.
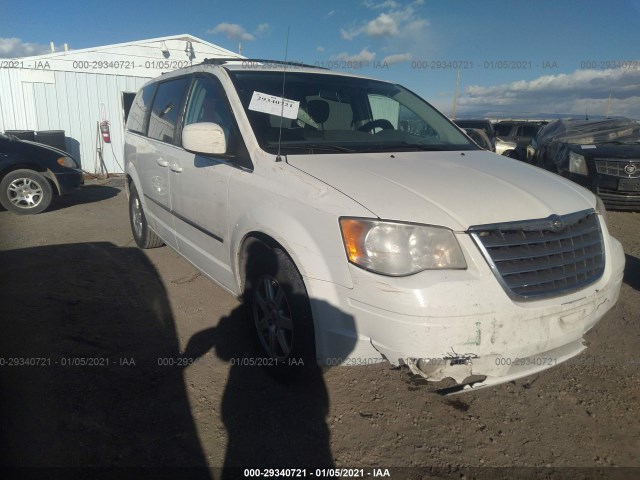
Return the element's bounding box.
[470,210,605,299]
[595,158,640,177]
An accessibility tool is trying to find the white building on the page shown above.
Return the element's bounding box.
[0,34,241,173]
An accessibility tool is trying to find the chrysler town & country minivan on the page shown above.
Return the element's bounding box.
[124,59,624,392]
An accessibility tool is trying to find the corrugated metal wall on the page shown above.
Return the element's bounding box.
[0,69,148,173]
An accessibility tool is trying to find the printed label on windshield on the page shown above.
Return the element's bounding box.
[248,91,300,119]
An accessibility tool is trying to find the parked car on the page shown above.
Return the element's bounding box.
[534,118,640,210]
[494,120,547,160]
[0,132,83,214]
[462,128,492,151]
[495,137,519,157]
[453,119,496,151]
[124,59,624,392]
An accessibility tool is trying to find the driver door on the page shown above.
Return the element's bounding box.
[169,75,248,290]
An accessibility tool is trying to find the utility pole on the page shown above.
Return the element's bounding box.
[451,69,460,119]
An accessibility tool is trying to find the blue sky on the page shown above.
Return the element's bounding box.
[1,0,639,118]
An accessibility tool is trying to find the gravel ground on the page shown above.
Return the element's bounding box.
[0,180,639,479]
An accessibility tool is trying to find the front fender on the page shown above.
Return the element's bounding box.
[125,163,144,205]
[230,205,354,293]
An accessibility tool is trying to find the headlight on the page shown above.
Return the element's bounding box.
[57,156,77,168]
[568,151,588,175]
[339,218,467,276]
[595,195,609,230]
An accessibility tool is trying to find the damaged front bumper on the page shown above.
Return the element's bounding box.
[308,230,625,393]
[405,338,586,394]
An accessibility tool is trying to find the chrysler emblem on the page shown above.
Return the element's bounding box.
[549,215,564,232]
[624,164,637,175]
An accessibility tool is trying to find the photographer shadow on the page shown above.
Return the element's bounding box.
[0,242,210,476]
[181,242,358,475]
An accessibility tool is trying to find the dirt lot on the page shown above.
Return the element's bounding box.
[0,179,639,479]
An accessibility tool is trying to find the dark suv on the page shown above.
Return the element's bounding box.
[0,132,83,214]
[494,121,546,160]
[452,119,495,151]
[534,118,640,210]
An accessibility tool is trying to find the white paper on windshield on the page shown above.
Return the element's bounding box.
[248,91,300,119]
[581,145,597,149]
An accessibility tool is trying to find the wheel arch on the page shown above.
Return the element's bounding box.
[231,210,353,296]
[125,163,144,204]
[0,163,59,194]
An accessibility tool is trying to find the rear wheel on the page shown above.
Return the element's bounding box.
[129,184,163,249]
[0,169,53,215]
[245,241,317,382]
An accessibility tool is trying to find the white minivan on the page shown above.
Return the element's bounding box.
[124,59,625,392]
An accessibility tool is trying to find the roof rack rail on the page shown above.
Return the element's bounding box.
[201,58,327,69]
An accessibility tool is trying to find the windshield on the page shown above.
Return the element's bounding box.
[228,71,476,154]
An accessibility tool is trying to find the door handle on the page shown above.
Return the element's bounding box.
[169,163,183,173]
[157,158,169,167]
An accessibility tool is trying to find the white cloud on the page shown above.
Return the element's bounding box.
[335,47,376,64]
[316,46,325,53]
[255,23,270,37]
[365,13,399,37]
[381,52,412,65]
[326,10,336,17]
[363,0,400,9]
[207,23,255,41]
[341,4,429,40]
[458,68,640,117]
[0,38,52,58]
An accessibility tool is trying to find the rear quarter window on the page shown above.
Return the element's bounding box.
[126,84,156,135]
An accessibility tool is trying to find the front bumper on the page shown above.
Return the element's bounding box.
[47,168,83,195]
[597,185,640,210]
[564,171,640,210]
[306,226,625,392]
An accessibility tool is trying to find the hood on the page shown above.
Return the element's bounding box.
[20,139,72,158]
[287,150,595,230]
[572,142,640,159]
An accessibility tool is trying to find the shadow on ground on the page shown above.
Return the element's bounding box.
[0,243,210,477]
[623,253,640,291]
[0,241,351,476]
[47,184,121,212]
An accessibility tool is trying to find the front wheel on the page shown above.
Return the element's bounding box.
[245,242,317,382]
[129,184,163,249]
[0,169,53,215]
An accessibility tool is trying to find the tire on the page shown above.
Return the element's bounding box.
[129,184,163,249]
[0,169,53,215]
[504,150,520,160]
[245,241,317,382]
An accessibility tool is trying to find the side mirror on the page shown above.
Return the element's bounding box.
[182,122,227,155]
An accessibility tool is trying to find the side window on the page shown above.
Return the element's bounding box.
[148,77,190,144]
[126,84,155,135]
[184,77,234,132]
[494,124,511,137]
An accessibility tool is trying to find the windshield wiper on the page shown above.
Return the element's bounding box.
[370,142,452,152]
[269,144,356,153]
